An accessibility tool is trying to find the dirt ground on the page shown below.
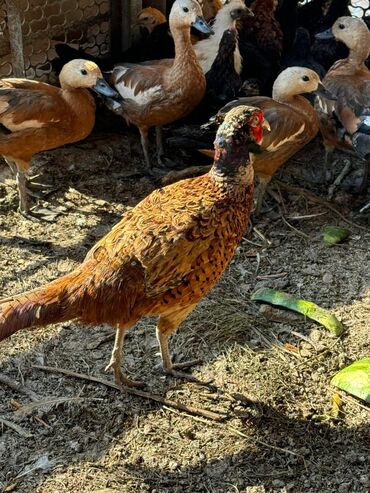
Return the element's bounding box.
[0,121,369,493]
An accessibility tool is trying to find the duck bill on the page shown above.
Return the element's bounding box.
[315,28,334,40]
[92,78,118,97]
[315,83,337,100]
[192,16,214,35]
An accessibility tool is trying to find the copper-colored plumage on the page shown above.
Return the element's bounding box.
[0,59,116,217]
[315,16,370,189]
[0,106,267,388]
[107,0,211,169]
[134,7,167,34]
[178,67,322,213]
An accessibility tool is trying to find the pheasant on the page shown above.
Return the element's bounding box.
[0,106,269,388]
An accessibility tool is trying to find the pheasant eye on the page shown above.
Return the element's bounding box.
[183,6,189,12]
[81,69,88,75]
[339,23,345,29]
[302,75,310,82]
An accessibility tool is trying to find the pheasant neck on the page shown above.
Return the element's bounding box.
[209,144,254,187]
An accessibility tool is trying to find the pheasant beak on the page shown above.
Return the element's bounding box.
[262,119,271,132]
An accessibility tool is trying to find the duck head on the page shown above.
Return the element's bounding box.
[59,59,118,97]
[316,16,370,59]
[272,67,336,101]
[169,0,214,34]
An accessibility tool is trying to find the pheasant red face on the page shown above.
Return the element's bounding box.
[214,106,267,149]
[212,105,268,176]
[249,110,267,145]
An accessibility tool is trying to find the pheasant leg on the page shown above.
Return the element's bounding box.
[105,327,144,388]
[156,306,202,382]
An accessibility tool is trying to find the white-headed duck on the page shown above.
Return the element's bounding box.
[168,67,332,214]
[0,59,117,218]
[315,16,370,191]
[106,0,213,168]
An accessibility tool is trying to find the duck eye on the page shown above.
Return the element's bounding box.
[143,16,148,20]
[338,23,345,29]
[183,6,189,12]
[302,75,310,82]
[81,69,88,75]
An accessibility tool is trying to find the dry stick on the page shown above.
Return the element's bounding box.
[0,373,40,402]
[275,180,369,231]
[279,213,311,240]
[327,159,352,200]
[10,399,51,428]
[0,417,33,438]
[32,365,225,422]
[340,394,370,413]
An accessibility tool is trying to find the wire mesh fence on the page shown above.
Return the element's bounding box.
[0,0,369,82]
[0,0,111,80]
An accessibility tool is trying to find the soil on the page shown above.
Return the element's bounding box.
[0,122,369,493]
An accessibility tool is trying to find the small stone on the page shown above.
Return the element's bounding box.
[69,440,82,452]
[271,479,285,488]
[311,372,320,381]
[310,329,322,342]
[322,273,333,284]
[338,483,351,493]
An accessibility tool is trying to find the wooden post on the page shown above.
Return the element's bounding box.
[5,0,25,77]
[121,0,143,51]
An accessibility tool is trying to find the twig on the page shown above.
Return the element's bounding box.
[287,212,327,220]
[33,365,226,422]
[14,396,103,416]
[252,226,272,246]
[256,272,287,280]
[280,213,310,240]
[275,180,369,231]
[0,373,40,402]
[10,399,51,428]
[327,159,351,200]
[0,417,33,438]
[340,394,370,413]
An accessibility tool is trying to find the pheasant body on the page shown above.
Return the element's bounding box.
[0,106,265,386]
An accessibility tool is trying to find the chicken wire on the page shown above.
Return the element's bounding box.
[0,0,369,82]
[0,0,111,81]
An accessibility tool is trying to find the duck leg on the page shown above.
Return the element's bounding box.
[4,158,17,176]
[156,305,203,382]
[156,126,165,165]
[139,128,151,170]
[357,156,369,193]
[15,168,30,216]
[324,146,335,183]
[105,325,144,388]
[254,176,270,217]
